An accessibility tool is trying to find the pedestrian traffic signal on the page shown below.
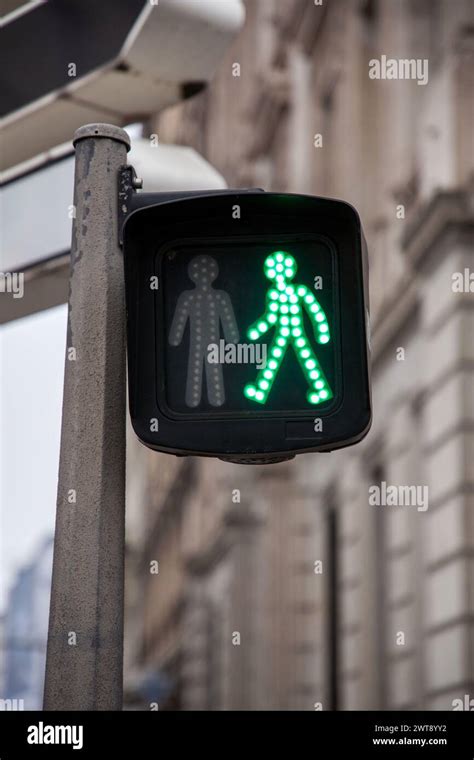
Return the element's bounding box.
[242,250,333,406]
[123,190,371,463]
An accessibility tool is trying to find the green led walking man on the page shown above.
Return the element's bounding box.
[244,251,333,405]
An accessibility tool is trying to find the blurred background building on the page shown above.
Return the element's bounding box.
[1,538,53,710]
[1,0,473,712]
[0,615,5,699]
[123,0,474,710]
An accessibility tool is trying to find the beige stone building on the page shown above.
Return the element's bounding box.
[125,0,474,710]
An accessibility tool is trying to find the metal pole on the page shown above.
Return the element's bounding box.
[43,124,130,710]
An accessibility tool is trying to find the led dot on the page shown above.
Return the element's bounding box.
[291,316,300,325]
[290,305,299,314]
[281,305,289,314]
[296,338,305,347]
[244,385,256,398]
[286,286,294,295]
[319,334,329,344]
[276,252,284,263]
[310,369,320,380]
[306,359,316,369]
[264,370,273,379]
[276,274,285,283]
[259,380,269,390]
[269,302,278,312]
[292,328,302,337]
[315,380,324,389]
[267,269,276,279]
[249,330,259,340]
[277,282,285,291]
[285,269,293,277]
[279,294,288,303]
[268,360,277,370]
[273,348,282,357]
[309,393,320,404]
[268,313,277,323]
[277,337,286,346]
[304,294,314,303]
[281,327,290,337]
[289,295,298,304]
[269,290,279,300]
[258,321,268,332]
[319,390,329,400]
[281,316,290,325]
[297,286,306,296]
[319,324,329,332]
[301,349,310,359]
[284,257,293,267]
[255,391,264,401]
[266,258,275,268]
[276,263,284,273]
[310,303,320,313]
[316,313,324,322]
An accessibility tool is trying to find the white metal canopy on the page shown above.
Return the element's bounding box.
[0,139,227,325]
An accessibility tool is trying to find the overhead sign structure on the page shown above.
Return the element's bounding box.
[122,178,371,463]
[0,0,244,171]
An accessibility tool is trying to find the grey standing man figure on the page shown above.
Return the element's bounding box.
[169,255,239,407]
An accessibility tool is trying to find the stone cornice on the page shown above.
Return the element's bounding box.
[371,277,419,369]
[402,180,474,271]
[371,181,474,367]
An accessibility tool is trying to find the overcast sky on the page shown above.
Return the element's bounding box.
[0,304,66,613]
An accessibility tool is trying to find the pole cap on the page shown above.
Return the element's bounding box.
[73,123,131,151]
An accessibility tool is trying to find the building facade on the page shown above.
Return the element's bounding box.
[125,0,474,710]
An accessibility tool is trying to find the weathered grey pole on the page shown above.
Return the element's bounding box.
[44,124,130,710]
